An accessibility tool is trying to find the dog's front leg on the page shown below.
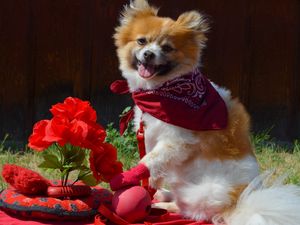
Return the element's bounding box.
[109,140,192,190]
[140,140,192,188]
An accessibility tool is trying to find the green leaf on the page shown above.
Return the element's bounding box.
[38,154,61,169]
[78,165,90,171]
[60,143,73,159]
[79,173,99,186]
[62,162,82,172]
[68,148,86,165]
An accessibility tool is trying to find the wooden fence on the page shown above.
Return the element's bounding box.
[0,0,299,146]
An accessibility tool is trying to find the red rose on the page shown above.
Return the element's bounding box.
[68,119,89,147]
[89,143,123,182]
[43,117,70,146]
[43,117,91,147]
[28,120,52,151]
[83,123,106,149]
[100,161,123,182]
[50,97,97,123]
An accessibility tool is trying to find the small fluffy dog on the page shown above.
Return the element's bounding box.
[110,1,300,224]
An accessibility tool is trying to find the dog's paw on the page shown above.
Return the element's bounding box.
[152,202,179,213]
[154,188,174,202]
[149,177,163,189]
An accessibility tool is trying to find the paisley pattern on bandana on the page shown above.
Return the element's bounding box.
[142,69,207,109]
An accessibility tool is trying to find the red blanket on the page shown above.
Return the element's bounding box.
[0,210,213,225]
[0,210,94,225]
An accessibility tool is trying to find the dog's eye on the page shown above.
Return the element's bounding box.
[137,38,147,45]
[162,44,174,53]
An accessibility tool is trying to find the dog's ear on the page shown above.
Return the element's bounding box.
[130,0,151,10]
[176,11,209,34]
[119,0,158,25]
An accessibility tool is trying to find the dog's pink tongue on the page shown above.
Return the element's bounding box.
[138,64,155,79]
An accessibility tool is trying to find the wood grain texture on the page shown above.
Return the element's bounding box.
[245,0,300,139]
[0,0,31,145]
[0,0,299,145]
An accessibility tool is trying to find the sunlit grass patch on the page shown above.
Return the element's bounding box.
[252,131,300,185]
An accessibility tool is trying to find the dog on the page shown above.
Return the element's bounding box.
[110,1,300,224]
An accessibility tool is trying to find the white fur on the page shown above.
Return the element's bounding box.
[177,11,209,34]
[212,82,232,107]
[154,188,174,202]
[139,109,200,179]
[120,0,158,25]
[136,42,168,65]
[170,156,259,221]
[218,172,300,225]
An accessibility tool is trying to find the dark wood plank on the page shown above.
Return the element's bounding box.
[246,0,300,140]
[0,0,31,146]
[90,0,132,126]
[286,1,300,140]
[32,0,93,122]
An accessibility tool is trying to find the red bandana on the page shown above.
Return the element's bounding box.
[110,69,228,134]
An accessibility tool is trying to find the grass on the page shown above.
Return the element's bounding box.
[252,131,300,184]
[1,128,300,190]
[106,123,139,170]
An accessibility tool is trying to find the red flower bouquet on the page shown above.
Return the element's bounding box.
[28,97,123,186]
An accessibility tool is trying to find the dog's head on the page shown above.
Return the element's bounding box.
[114,0,209,90]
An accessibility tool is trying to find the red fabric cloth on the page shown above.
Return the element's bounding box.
[0,210,212,225]
[0,210,94,225]
[110,69,228,134]
[0,210,213,225]
[95,206,213,225]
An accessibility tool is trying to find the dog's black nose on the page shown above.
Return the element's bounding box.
[143,50,155,61]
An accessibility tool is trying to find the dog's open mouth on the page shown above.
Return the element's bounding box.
[137,61,174,79]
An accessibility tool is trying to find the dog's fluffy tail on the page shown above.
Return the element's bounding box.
[215,171,300,225]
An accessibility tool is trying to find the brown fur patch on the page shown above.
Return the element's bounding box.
[229,184,247,206]
[219,184,247,221]
[187,98,255,161]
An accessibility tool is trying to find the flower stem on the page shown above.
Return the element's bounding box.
[64,170,70,186]
[71,171,90,186]
[56,143,67,186]
[61,173,65,186]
